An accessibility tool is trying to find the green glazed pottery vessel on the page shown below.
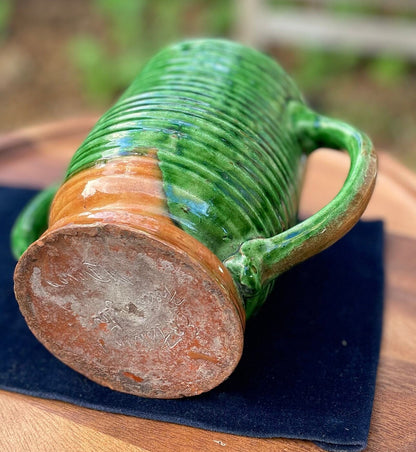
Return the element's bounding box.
[12,39,377,398]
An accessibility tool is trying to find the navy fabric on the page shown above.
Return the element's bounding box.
[0,186,384,452]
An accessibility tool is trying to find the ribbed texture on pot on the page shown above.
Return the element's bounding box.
[65,39,305,261]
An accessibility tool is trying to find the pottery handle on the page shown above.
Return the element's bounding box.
[11,184,59,260]
[224,102,377,295]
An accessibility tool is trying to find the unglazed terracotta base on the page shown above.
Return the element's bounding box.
[14,156,245,398]
[15,222,244,398]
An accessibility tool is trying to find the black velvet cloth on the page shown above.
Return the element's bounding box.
[0,186,384,452]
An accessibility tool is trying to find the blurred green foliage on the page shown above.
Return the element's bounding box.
[68,0,232,105]
[268,0,416,18]
[67,0,415,169]
[268,0,415,92]
[367,55,410,86]
[69,0,413,104]
[0,0,12,42]
[292,48,412,92]
[292,48,360,91]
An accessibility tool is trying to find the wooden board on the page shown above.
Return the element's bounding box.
[0,118,415,451]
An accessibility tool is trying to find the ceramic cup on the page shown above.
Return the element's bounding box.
[12,39,377,398]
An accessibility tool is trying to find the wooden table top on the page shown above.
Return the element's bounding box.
[0,118,415,451]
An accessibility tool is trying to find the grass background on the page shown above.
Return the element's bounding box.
[1,0,415,170]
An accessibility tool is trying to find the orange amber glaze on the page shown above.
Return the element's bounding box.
[50,152,168,226]
[48,154,245,329]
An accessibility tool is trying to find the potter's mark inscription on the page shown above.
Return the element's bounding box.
[92,287,195,350]
[46,261,133,288]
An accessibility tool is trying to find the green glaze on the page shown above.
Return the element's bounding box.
[11,184,59,260]
[224,103,375,301]
[11,39,376,318]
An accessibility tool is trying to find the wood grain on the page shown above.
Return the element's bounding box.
[300,148,416,239]
[0,119,415,451]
